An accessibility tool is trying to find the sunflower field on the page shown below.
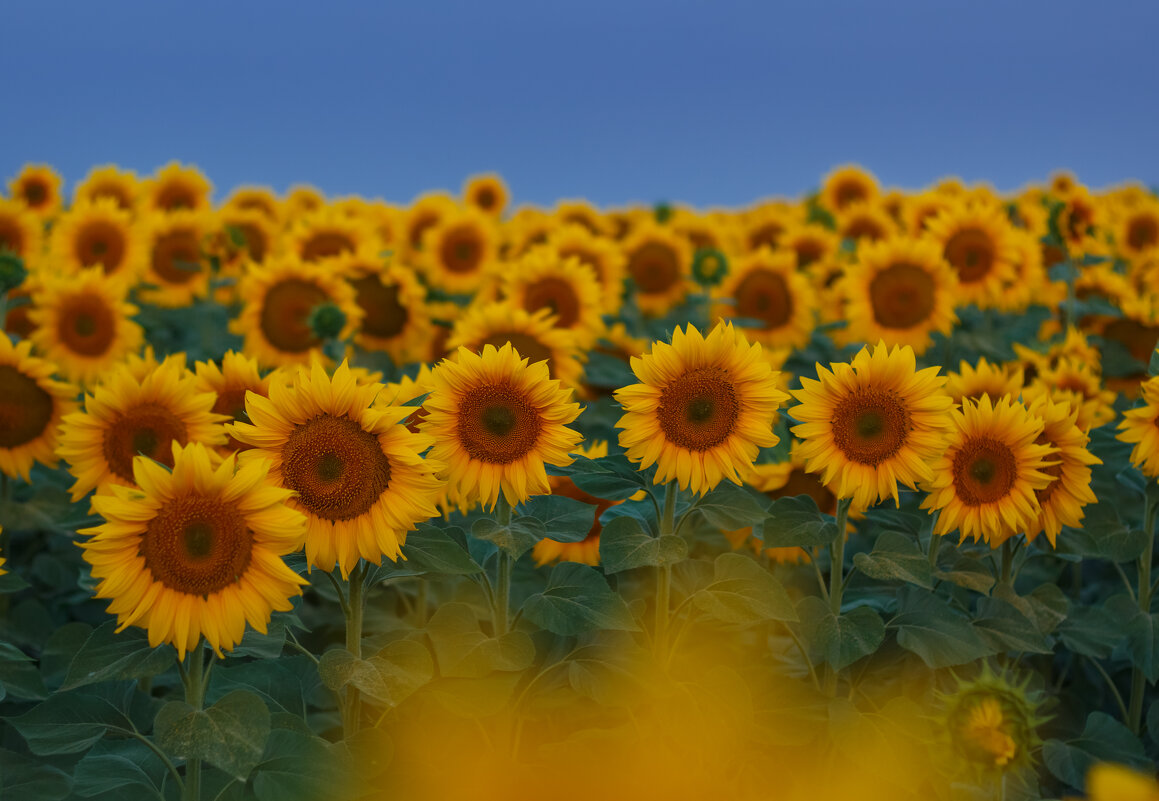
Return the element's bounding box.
[1,162,1158,800]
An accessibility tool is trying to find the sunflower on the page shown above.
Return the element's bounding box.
[503,208,556,259]
[622,223,693,316]
[422,300,461,364]
[1057,187,1103,249]
[231,258,362,369]
[73,166,139,213]
[789,342,953,508]
[79,441,307,659]
[547,224,628,313]
[339,255,429,363]
[463,174,509,218]
[921,395,1055,546]
[904,192,953,235]
[1085,764,1159,801]
[28,268,143,387]
[532,441,617,567]
[8,164,63,218]
[741,206,796,253]
[284,185,325,219]
[780,222,839,270]
[821,165,879,213]
[1117,375,1159,477]
[670,208,738,255]
[401,192,458,260]
[840,236,958,355]
[923,201,1018,309]
[222,186,281,223]
[616,323,787,495]
[503,248,605,349]
[50,198,146,280]
[194,351,272,452]
[1024,395,1099,546]
[997,228,1047,313]
[1027,358,1116,430]
[141,162,212,215]
[137,211,214,308]
[56,357,229,501]
[283,206,380,266]
[714,248,816,350]
[228,362,444,576]
[448,302,584,389]
[0,198,44,265]
[211,206,276,289]
[420,207,499,295]
[945,358,1023,407]
[1117,201,1159,260]
[837,202,896,244]
[553,200,608,238]
[0,334,78,480]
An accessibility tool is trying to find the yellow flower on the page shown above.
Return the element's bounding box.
[141,162,213,215]
[547,224,629,314]
[616,323,787,495]
[0,198,44,266]
[50,198,147,281]
[1085,764,1159,801]
[340,256,430,363]
[463,174,509,218]
[449,302,585,389]
[420,206,499,295]
[532,441,616,568]
[79,441,307,659]
[222,186,281,223]
[960,698,1017,767]
[194,351,272,452]
[1118,374,1159,477]
[623,223,693,316]
[924,200,1018,309]
[8,164,63,218]
[503,248,605,350]
[1026,395,1099,546]
[283,185,325,219]
[73,165,139,213]
[714,248,817,350]
[283,205,380,265]
[836,202,896,244]
[780,222,840,270]
[821,164,880,212]
[400,192,458,261]
[0,334,79,480]
[1029,358,1117,430]
[139,211,214,307]
[945,358,1024,407]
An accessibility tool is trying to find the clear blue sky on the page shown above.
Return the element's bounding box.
[4,0,1156,208]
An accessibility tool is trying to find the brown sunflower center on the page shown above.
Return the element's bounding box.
[301,231,354,262]
[795,239,825,269]
[735,269,793,329]
[831,389,910,466]
[440,227,484,274]
[141,494,252,595]
[1128,215,1159,252]
[747,222,785,252]
[235,223,268,262]
[477,332,554,374]
[835,182,867,210]
[76,220,127,274]
[559,245,604,283]
[281,414,392,521]
[152,229,202,285]
[657,367,739,451]
[23,180,48,207]
[93,184,132,210]
[456,382,543,464]
[523,277,581,328]
[408,213,440,250]
[156,184,196,211]
[0,365,55,448]
[869,262,937,329]
[0,220,24,255]
[951,436,1017,505]
[103,403,188,481]
[843,215,887,242]
[1102,318,1159,363]
[629,242,680,294]
[260,279,328,353]
[351,275,409,340]
[944,228,996,283]
[57,293,117,357]
[476,188,496,210]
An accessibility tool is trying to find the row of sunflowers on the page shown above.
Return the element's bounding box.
[0,162,1158,800]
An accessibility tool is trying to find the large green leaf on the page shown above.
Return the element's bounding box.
[251,729,353,801]
[1057,603,1122,659]
[317,640,433,706]
[852,531,933,589]
[0,641,48,701]
[693,553,798,624]
[60,621,175,691]
[5,683,157,756]
[470,517,545,559]
[1043,711,1149,789]
[0,748,71,801]
[71,740,167,800]
[400,523,483,574]
[1105,593,1159,681]
[795,596,885,670]
[549,453,650,502]
[972,597,1053,655]
[521,562,640,635]
[691,483,769,531]
[891,589,991,668]
[760,496,836,549]
[154,690,271,780]
[599,516,687,574]
[520,494,597,542]
[425,603,535,677]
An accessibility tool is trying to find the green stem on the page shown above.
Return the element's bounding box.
[414,578,429,627]
[182,641,207,801]
[1128,495,1156,734]
[927,532,941,572]
[654,484,677,657]
[824,498,852,696]
[342,561,366,739]
[492,495,513,637]
[999,538,1015,586]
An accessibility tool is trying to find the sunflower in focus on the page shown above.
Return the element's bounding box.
[421,343,583,510]
[222,186,281,223]
[8,164,63,218]
[232,258,362,369]
[532,441,618,567]
[945,358,1023,407]
[229,362,444,576]
[194,351,272,452]
[1024,395,1099,546]
[28,268,143,386]
[420,207,499,295]
[463,174,509,218]
[50,198,145,280]
[341,256,429,363]
[616,323,787,495]
[821,165,879,213]
[141,162,212,215]
[0,199,43,265]
[924,201,1017,309]
[449,302,584,389]
[836,202,895,244]
[840,236,958,355]
[921,395,1055,546]
[714,248,816,349]
[79,442,307,659]
[139,211,214,307]
[623,223,693,316]
[504,249,605,349]
[0,334,78,480]
[73,165,139,213]
[547,225,628,313]
[789,342,953,508]
[56,357,229,500]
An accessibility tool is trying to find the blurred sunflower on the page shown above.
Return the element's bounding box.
[139,211,214,307]
[449,303,584,389]
[1057,186,1103,249]
[73,165,139,213]
[50,198,145,280]
[741,205,795,253]
[922,395,1055,546]
[821,165,879,212]
[421,343,583,510]
[214,207,276,270]
[284,206,379,265]
[141,162,212,215]
[401,192,458,260]
[463,174,509,218]
[194,351,272,452]
[623,223,693,316]
[79,442,307,659]
[714,248,816,349]
[925,202,1017,309]
[1029,358,1116,430]
[8,164,63,218]
[548,225,628,313]
[945,358,1023,407]
[420,207,499,295]
[1024,395,1099,546]
[997,228,1047,313]
[229,362,444,576]
[0,334,78,480]
[57,357,229,500]
[781,222,839,270]
[284,185,325,219]
[1084,764,1159,801]
[504,249,605,349]
[616,323,787,495]
[789,342,953,508]
[341,257,429,363]
[222,186,281,223]
[837,202,895,244]
[0,198,43,265]
[904,192,953,235]
[1117,375,1159,477]
[28,268,143,386]
[1117,201,1159,260]
[553,200,608,238]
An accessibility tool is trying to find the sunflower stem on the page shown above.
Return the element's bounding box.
[342,560,366,740]
[828,498,852,616]
[493,496,513,637]
[654,484,677,657]
[182,641,207,801]
[998,538,1015,586]
[1128,494,1156,734]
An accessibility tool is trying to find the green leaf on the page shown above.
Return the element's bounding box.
[795,596,885,670]
[401,523,483,574]
[973,597,1054,654]
[1149,346,1159,377]
[155,690,271,780]
[1106,594,1159,681]
[549,453,649,502]
[522,562,640,635]
[852,531,933,589]
[693,553,798,624]
[1148,701,1159,749]
[5,685,152,755]
[0,642,47,701]
[317,640,433,706]
[935,553,995,595]
[470,517,544,559]
[1056,503,1147,562]
[60,621,175,690]
[892,589,991,668]
[760,495,836,549]
[425,603,535,677]
[227,616,289,660]
[1044,711,1149,789]
[72,740,166,799]
[993,583,1069,636]
[692,483,768,531]
[520,494,597,543]
[251,730,353,801]
[1057,604,1122,659]
[599,516,687,574]
[0,748,71,801]
[568,646,650,707]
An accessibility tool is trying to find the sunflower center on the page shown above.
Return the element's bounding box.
[558,245,603,283]
[260,279,328,353]
[0,220,23,255]
[657,367,739,451]
[1102,318,1159,363]
[152,230,202,284]
[835,182,867,209]
[735,269,793,329]
[103,403,189,482]
[57,293,117,357]
[156,185,195,211]
[1127,216,1159,251]
[869,262,937,329]
[235,223,268,262]
[141,494,252,596]
[351,276,409,340]
[0,365,55,448]
[795,240,824,269]
[843,215,886,242]
[831,389,910,466]
[302,231,354,262]
[747,222,785,252]
[23,181,48,207]
[523,277,581,328]
[944,228,996,283]
[476,188,496,210]
[77,220,127,274]
[440,228,484,274]
[408,213,440,250]
[93,183,132,210]
[281,414,391,521]
[951,436,1017,505]
[457,382,543,464]
[630,242,680,293]
[477,333,555,375]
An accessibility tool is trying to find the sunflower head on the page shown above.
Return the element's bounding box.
[547,224,629,314]
[504,248,605,349]
[420,207,499,295]
[463,174,509,217]
[142,162,213,215]
[0,334,79,480]
[74,165,139,213]
[692,247,729,287]
[714,248,817,350]
[0,199,44,265]
[822,165,880,212]
[51,198,146,281]
[924,201,1018,309]
[622,223,693,316]
[945,358,1024,407]
[940,664,1048,777]
[223,186,281,223]
[9,164,63,218]
[449,302,585,389]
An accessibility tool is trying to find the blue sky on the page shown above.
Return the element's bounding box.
[4,0,1156,208]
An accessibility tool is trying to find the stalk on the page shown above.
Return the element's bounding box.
[654,483,677,656]
[824,498,853,695]
[182,641,207,801]
[1128,495,1157,734]
[493,495,513,637]
[342,560,366,739]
